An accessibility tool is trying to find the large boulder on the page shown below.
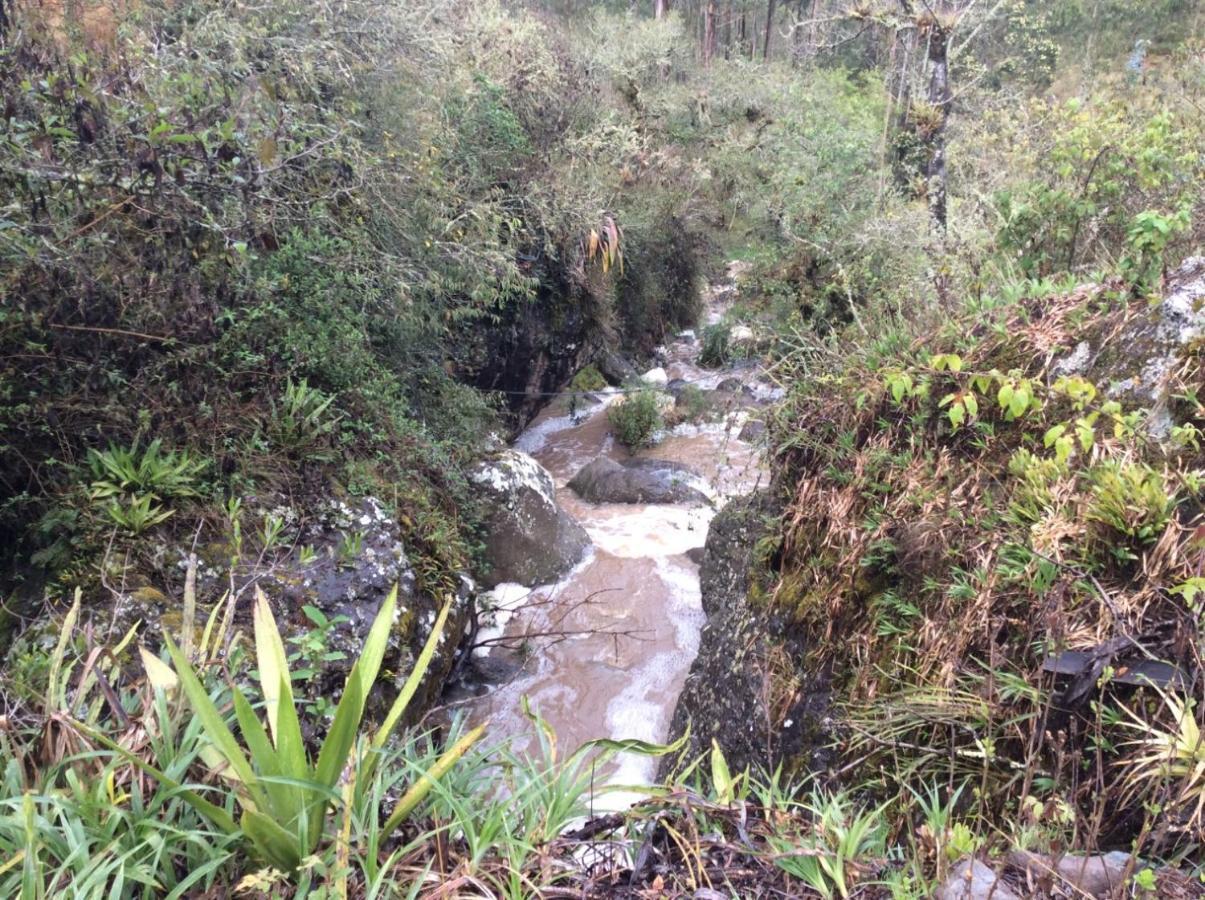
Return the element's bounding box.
[471,450,590,588]
[104,496,471,724]
[662,493,830,776]
[596,349,639,385]
[640,366,669,387]
[567,456,709,505]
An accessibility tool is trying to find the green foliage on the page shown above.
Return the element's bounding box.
[1121,207,1193,293]
[568,365,607,392]
[86,441,206,505]
[698,324,732,368]
[994,103,1201,277]
[83,440,207,535]
[607,389,665,448]
[1085,461,1176,548]
[770,790,888,899]
[115,587,481,875]
[266,379,338,458]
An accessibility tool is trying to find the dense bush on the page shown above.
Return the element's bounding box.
[0,0,707,591]
[608,390,665,449]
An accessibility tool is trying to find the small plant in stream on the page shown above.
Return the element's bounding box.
[608,389,664,448]
[698,323,732,368]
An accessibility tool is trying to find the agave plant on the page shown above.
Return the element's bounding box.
[91,585,482,873]
[1120,689,1205,835]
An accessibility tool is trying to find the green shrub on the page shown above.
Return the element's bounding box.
[266,378,339,458]
[608,390,664,448]
[698,324,732,368]
[569,365,608,392]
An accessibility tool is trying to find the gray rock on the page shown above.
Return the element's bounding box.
[738,419,766,442]
[666,378,691,397]
[596,350,638,385]
[1006,850,1134,897]
[471,450,591,588]
[241,497,470,720]
[1055,257,1205,440]
[936,859,1020,900]
[715,377,744,393]
[567,456,710,505]
[662,493,831,776]
[640,366,669,386]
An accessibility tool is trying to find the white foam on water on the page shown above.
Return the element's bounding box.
[583,504,713,558]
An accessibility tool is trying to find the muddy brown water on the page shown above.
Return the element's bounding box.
[455,272,775,799]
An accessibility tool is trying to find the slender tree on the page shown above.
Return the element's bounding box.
[762,0,777,59]
[922,7,951,234]
[704,0,717,65]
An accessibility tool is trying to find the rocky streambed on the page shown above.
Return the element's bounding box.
[452,266,780,791]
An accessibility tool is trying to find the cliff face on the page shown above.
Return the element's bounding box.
[663,491,834,777]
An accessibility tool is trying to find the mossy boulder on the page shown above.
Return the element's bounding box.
[470,450,591,588]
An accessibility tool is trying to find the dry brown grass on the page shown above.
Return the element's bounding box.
[768,280,1205,854]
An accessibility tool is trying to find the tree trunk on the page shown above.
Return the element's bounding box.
[763,0,777,59]
[724,0,733,58]
[924,15,951,234]
[654,0,668,20]
[703,0,717,65]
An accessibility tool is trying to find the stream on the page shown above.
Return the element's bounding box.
[457,265,775,795]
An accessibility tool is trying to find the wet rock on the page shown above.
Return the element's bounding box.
[471,450,591,588]
[937,859,1020,900]
[685,546,706,565]
[640,366,669,387]
[729,324,755,345]
[677,329,697,344]
[1006,850,1134,897]
[738,419,766,442]
[466,651,522,686]
[715,377,744,393]
[567,456,709,505]
[666,378,691,397]
[597,350,638,385]
[663,493,829,775]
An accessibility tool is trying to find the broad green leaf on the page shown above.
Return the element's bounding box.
[711,739,733,803]
[997,382,1014,413]
[253,588,294,746]
[370,597,453,757]
[270,672,310,842]
[315,585,397,794]
[241,808,302,872]
[163,635,266,810]
[231,684,290,816]
[314,672,365,793]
